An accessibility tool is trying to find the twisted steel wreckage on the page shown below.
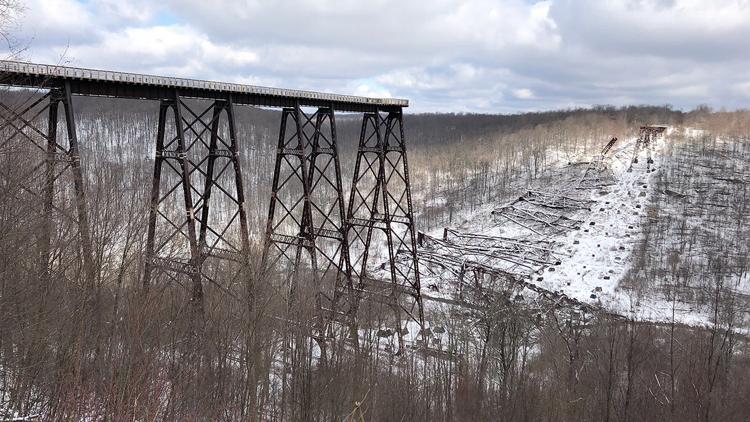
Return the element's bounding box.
[0,61,667,358]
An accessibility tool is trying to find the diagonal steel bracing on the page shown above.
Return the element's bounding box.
[343,110,423,349]
[261,104,352,337]
[629,126,666,171]
[0,83,95,284]
[2,64,424,357]
[143,93,251,308]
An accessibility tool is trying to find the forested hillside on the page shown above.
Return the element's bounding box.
[1,91,748,421]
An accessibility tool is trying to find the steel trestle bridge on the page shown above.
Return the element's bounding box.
[0,60,423,345]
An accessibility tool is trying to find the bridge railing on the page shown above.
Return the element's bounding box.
[0,60,408,107]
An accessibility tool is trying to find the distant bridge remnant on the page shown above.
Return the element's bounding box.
[630,125,667,171]
[0,60,423,338]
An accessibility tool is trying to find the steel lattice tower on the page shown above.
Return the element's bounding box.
[142,94,251,307]
[343,110,423,350]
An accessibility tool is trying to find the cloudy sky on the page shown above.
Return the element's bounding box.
[8,0,750,112]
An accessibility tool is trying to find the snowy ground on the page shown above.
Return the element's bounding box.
[409,128,750,330]
[536,130,704,324]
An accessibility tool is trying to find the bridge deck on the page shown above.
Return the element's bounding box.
[0,60,407,112]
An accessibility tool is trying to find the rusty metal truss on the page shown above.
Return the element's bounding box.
[0,82,95,283]
[491,190,585,237]
[630,126,667,171]
[0,60,407,112]
[415,228,599,322]
[578,137,619,189]
[416,228,558,275]
[343,110,423,342]
[142,94,251,306]
[2,62,423,349]
[260,104,352,336]
[578,160,616,190]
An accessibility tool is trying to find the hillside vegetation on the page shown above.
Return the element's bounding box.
[1,94,748,421]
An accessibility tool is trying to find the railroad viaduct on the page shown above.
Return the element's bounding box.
[0,61,423,336]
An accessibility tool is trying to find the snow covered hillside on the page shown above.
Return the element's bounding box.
[407,127,750,331]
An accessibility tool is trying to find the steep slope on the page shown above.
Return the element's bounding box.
[410,128,750,331]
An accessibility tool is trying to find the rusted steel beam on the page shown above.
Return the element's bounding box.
[0,60,407,113]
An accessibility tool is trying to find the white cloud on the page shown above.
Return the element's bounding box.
[549,0,750,61]
[90,0,160,25]
[18,0,97,49]
[164,0,562,59]
[26,24,260,80]
[353,84,392,99]
[734,82,750,98]
[667,84,710,98]
[10,0,750,112]
[513,88,535,99]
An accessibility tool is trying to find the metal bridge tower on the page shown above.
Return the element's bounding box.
[260,103,352,337]
[0,81,95,284]
[0,61,423,345]
[142,93,252,306]
[345,110,424,349]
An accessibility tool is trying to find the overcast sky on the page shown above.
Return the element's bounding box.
[9,0,750,113]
